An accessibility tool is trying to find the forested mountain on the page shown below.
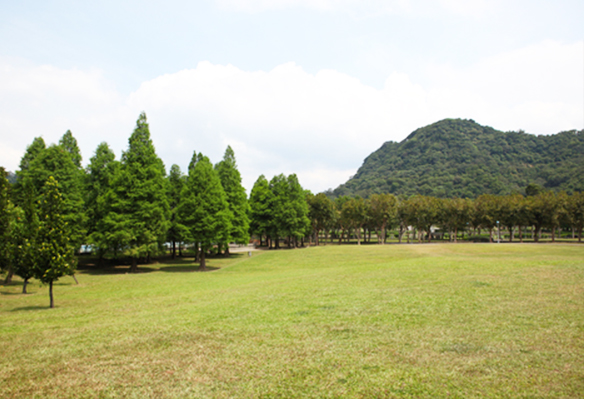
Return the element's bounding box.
[332,119,583,199]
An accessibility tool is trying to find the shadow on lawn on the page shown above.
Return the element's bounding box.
[10,305,49,311]
[158,265,220,273]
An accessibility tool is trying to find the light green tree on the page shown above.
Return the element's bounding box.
[35,176,76,308]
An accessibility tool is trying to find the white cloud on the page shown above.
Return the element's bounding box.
[0,39,583,193]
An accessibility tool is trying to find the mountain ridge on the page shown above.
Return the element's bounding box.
[331,118,583,198]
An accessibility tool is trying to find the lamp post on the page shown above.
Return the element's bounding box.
[497,220,500,244]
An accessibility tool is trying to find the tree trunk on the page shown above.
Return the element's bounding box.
[171,240,176,259]
[199,248,206,270]
[71,274,79,284]
[489,228,493,243]
[509,227,514,242]
[49,281,54,308]
[519,226,523,243]
[578,226,582,242]
[194,242,200,262]
[534,226,541,242]
[454,227,458,243]
[22,278,28,294]
[225,244,231,256]
[356,228,361,245]
[551,227,556,242]
[131,257,138,273]
[3,268,14,285]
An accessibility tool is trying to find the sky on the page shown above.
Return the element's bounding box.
[0,0,584,193]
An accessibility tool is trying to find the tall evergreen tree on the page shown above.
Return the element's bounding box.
[84,142,119,260]
[35,176,76,308]
[249,175,274,247]
[112,112,170,270]
[166,164,188,258]
[13,137,46,204]
[178,154,232,270]
[215,146,250,255]
[0,167,13,279]
[58,130,83,168]
[11,180,39,293]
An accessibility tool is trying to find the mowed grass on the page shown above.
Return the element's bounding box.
[0,243,583,398]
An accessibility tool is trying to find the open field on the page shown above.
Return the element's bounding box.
[0,243,583,398]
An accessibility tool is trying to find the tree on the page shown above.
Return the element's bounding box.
[58,130,83,168]
[111,112,171,270]
[249,175,274,247]
[35,177,76,308]
[178,153,232,270]
[440,197,473,243]
[474,194,502,242]
[341,197,368,245]
[21,144,87,249]
[11,181,39,293]
[84,142,119,261]
[567,192,584,242]
[368,193,398,244]
[307,192,335,246]
[166,164,188,258]
[215,146,250,254]
[12,137,45,204]
[527,192,559,242]
[0,167,14,280]
[285,174,310,247]
[404,195,439,243]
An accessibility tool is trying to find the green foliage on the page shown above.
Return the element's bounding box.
[16,143,86,249]
[165,164,189,255]
[111,113,171,266]
[35,176,76,307]
[333,119,583,198]
[249,175,274,241]
[178,154,232,268]
[84,142,119,257]
[58,130,83,168]
[307,192,336,245]
[215,146,250,246]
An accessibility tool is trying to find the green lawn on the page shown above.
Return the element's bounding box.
[0,243,583,398]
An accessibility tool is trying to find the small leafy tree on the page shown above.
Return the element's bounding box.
[35,177,76,308]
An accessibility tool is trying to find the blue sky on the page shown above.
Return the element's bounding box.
[0,0,584,192]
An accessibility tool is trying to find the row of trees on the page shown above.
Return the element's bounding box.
[301,191,584,246]
[1,113,251,306]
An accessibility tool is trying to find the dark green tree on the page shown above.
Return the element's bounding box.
[249,175,274,247]
[367,193,398,244]
[112,112,171,270]
[35,176,76,308]
[178,154,232,269]
[11,181,39,293]
[84,142,119,261]
[58,130,83,168]
[341,197,368,245]
[166,164,188,258]
[215,146,250,255]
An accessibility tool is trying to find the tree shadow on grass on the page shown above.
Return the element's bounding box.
[10,305,49,312]
[76,266,155,276]
[158,265,220,273]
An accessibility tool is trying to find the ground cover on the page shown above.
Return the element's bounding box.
[0,243,583,398]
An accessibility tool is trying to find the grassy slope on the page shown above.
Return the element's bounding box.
[0,244,583,398]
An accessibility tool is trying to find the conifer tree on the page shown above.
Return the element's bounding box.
[178,153,232,270]
[112,112,170,270]
[166,164,188,258]
[58,130,83,168]
[84,142,119,261]
[35,176,76,308]
[249,175,274,247]
[215,146,250,254]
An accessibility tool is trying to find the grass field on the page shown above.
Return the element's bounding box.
[0,243,583,398]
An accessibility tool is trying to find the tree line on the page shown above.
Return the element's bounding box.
[0,113,251,306]
[0,112,585,308]
[301,188,583,246]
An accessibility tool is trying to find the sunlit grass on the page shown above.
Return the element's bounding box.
[0,243,583,398]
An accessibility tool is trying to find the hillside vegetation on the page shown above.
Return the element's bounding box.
[332,119,583,199]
